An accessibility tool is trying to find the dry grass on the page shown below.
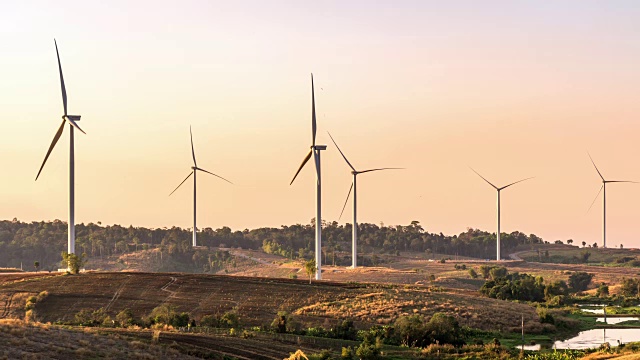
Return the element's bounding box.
[0,272,543,333]
[0,319,196,359]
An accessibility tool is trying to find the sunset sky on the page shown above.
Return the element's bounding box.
[1,1,640,247]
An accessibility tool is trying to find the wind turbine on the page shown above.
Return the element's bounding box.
[470,168,533,261]
[587,153,637,248]
[290,73,326,280]
[169,127,232,247]
[328,132,402,268]
[35,39,87,256]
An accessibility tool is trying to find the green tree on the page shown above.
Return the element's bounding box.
[489,266,508,280]
[61,252,87,274]
[33,261,40,273]
[568,272,594,292]
[620,278,640,297]
[596,283,609,297]
[115,308,135,327]
[304,259,317,284]
[424,312,464,346]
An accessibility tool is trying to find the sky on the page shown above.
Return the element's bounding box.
[1,1,640,247]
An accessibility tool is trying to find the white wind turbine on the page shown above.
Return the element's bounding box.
[470,168,533,261]
[328,132,402,268]
[290,73,326,280]
[169,127,232,247]
[587,153,637,248]
[36,39,87,256]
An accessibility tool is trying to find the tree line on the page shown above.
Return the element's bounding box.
[0,218,549,270]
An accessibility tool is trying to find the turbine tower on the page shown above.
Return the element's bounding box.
[470,168,533,261]
[328,132,402,268]
[290,74,326,280]
[36,39,87,256]
[169,126,232,247]
[587,153,637,248]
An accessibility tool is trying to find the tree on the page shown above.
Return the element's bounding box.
[568,272,594,292]
[620,278,640,297]
[304,259,317,284]
[33,261,40,273]
[61,252,87,274]
[271,311,288,333]
[468,268,478,279]
[582,241,586,248]
[596,283,609,298]
[567,239,573,245]
[425,313,464,346]
[544,280,568,300]
[116,308,135,327]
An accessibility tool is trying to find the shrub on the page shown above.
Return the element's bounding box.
[220,311,239,328]
[480,272,545,302]
[75,308,110,326]
[148,304,190,327]
[200,314,219,327]
[620,278,640,297]
[116,308,135,327]
[394,312,464,348]
[568,272,594,292]
[489,267,508,280]
[544,280,569,300]
[355,342,381,360]
[596,283,609,297]
[468,268,478,279]
[537,307,554,324]
[271,311,288,333]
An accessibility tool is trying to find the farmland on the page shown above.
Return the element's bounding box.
[1,244,640,359]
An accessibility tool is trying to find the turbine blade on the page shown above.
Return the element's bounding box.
[64,116,86,134]
[54,39,67,116]
[469,167,498,189]
[169,171,193,196]
[338,182,354,221]
[607,180,639,184]
[35,120,66,180]
[588,153,605,181]
[290,149,313,185]
[311,73,316,147]
[500,177,535,190]
[587,185,604,214]
[358,167,404,174]
[327,132,356,172]
[196,167,233,184]
[190,126,197,167]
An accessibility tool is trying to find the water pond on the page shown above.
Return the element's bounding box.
[554,328,640,349]
[596,317,639,325]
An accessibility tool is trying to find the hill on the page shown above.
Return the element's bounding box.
[0,272,541,334]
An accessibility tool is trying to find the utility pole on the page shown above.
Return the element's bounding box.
[521,315,524,352]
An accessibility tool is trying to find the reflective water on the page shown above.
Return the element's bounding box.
[577,304,605,314]
[596,317,639,325]
[554,328,640,349]
[516,344,541,351]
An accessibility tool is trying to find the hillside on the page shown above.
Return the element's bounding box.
[0,319,195,359]
[0,272,542,333]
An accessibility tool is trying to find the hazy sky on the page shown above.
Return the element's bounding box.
[1,1,640,247]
